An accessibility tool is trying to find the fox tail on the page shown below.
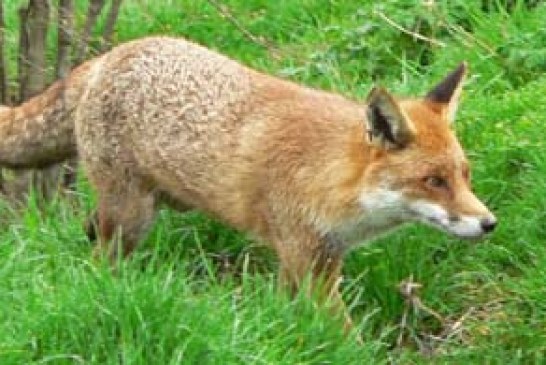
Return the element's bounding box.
[0,60,95,169]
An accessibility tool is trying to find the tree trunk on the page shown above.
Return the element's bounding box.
[101,0,122,51]
[56,0,79,190]
[16,0,53,200]
[75,0,105,63]
[17,6,30,103]
[56,0,73,79]
[18,0,50,101]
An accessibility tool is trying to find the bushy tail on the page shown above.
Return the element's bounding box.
[0,60,95,169]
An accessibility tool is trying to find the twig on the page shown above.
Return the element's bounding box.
[397,276,477,356]
[375,10,446,48]
[445,23,497,55]
[396,298,410,347]
[399,276,444,323]
[440,306,475,340]
[0,0,7,104]
[396,275,444,354]
[205,0,280,59]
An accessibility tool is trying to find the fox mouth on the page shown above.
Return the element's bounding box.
[423,216,487,239]
[407,200,495,239]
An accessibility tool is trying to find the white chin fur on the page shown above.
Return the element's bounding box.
[445,216,485,238]
[337,189,411,245]
[409,201,485,239]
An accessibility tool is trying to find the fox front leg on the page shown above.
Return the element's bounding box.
[274,230,354,331]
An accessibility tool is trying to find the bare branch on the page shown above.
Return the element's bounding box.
[375,10,446,48]
[0,1,7,193]
[101,0,122,51]
[56,0,74,79]
[75,0,105,63]
[54,0,77,190]
[0,1,7,104]
[205,0,279,59]
[18,6,30,102]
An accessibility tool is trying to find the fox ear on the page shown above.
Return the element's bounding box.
[426,62,467,123]
[365,87,415,149]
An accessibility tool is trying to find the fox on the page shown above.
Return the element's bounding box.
[0,36,496,327]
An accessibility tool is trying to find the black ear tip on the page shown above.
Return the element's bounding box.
[447,61,468,81]
[426,62,467,103]
[455,61,468,77]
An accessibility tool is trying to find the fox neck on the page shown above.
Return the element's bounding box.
[333,188,411,247]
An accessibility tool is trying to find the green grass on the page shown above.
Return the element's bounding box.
[2,0,546,363]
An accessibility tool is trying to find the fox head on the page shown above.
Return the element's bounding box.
[359,63,496,239]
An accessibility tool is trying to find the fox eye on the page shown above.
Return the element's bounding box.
[424,176,448,189]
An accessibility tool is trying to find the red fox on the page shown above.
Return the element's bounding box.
[0,37,495,325]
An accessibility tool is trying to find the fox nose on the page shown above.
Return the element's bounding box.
[480,217,497,233]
